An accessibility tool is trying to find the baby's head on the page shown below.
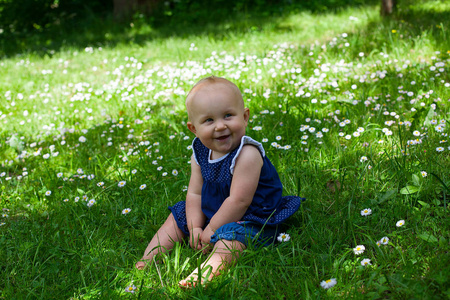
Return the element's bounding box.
[185,76,244,119]
[186,76,249,157]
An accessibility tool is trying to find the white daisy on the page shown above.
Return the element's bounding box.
[118,181,126,187]
[361,208,372,216]
[277,233,291,242]
[396,220,405,227]
[361,258,372,266]
[125,285,137,293]
[353,245,365,255]
[320,278,337,289]
[380,236,389,245]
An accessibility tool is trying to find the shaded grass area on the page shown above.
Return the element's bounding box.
[1,0,382,58]
[4,2,449,61]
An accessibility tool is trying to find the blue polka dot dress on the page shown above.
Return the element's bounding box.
[169,136,303,233]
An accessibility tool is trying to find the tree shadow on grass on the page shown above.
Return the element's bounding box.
[363,2,450,58]
[0,0,381,58]
[2,1,448,59]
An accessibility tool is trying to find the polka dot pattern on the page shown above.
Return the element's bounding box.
[241,195,303,225]
[193,137,235,183]
[177,136,304,226]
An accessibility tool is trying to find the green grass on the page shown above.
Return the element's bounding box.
[1,1,450,299]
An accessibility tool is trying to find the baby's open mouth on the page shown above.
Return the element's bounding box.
[216,135,230,140]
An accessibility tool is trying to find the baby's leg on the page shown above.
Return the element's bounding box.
[179,239,245,287]
[136,213,185,270]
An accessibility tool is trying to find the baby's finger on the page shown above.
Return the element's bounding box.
[196,241,204,250]
[201,243,212,254]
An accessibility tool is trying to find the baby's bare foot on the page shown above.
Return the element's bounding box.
[178,266,216,288]
[179,273,206,288]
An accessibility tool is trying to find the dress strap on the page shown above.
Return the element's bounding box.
[230,136,265,175]
[191,137,200,165]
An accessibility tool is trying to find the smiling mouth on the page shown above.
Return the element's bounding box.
[216,135,230,141]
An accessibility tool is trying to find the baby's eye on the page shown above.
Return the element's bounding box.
[224,113,232,118]
[204,118,213,123]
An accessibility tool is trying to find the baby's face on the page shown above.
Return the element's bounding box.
[187,83,249,159]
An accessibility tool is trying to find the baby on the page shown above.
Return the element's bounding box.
[136,76,302,287]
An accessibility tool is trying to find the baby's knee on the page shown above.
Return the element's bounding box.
[161,213,185,240]
[163,213,177,227]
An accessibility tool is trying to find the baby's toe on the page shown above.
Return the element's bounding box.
[179,279,194,289]
[135,261,146,270]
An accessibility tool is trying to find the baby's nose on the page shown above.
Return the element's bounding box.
[215,121,227,130]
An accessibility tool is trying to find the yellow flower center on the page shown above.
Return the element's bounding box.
[326,279,331,283]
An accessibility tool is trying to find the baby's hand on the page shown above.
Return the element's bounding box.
[189,227,204,250]
[200,225,215,253]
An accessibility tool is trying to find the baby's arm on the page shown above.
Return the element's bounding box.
[186,155,206,250]
[201,145,263,244]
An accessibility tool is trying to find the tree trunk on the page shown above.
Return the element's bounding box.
[381,0,396,16]
[113,0,160,20]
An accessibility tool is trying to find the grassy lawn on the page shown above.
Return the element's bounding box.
[0,1,449,299]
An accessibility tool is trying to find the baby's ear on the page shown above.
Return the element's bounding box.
[243,108,250,122]
[187,122,197,135]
